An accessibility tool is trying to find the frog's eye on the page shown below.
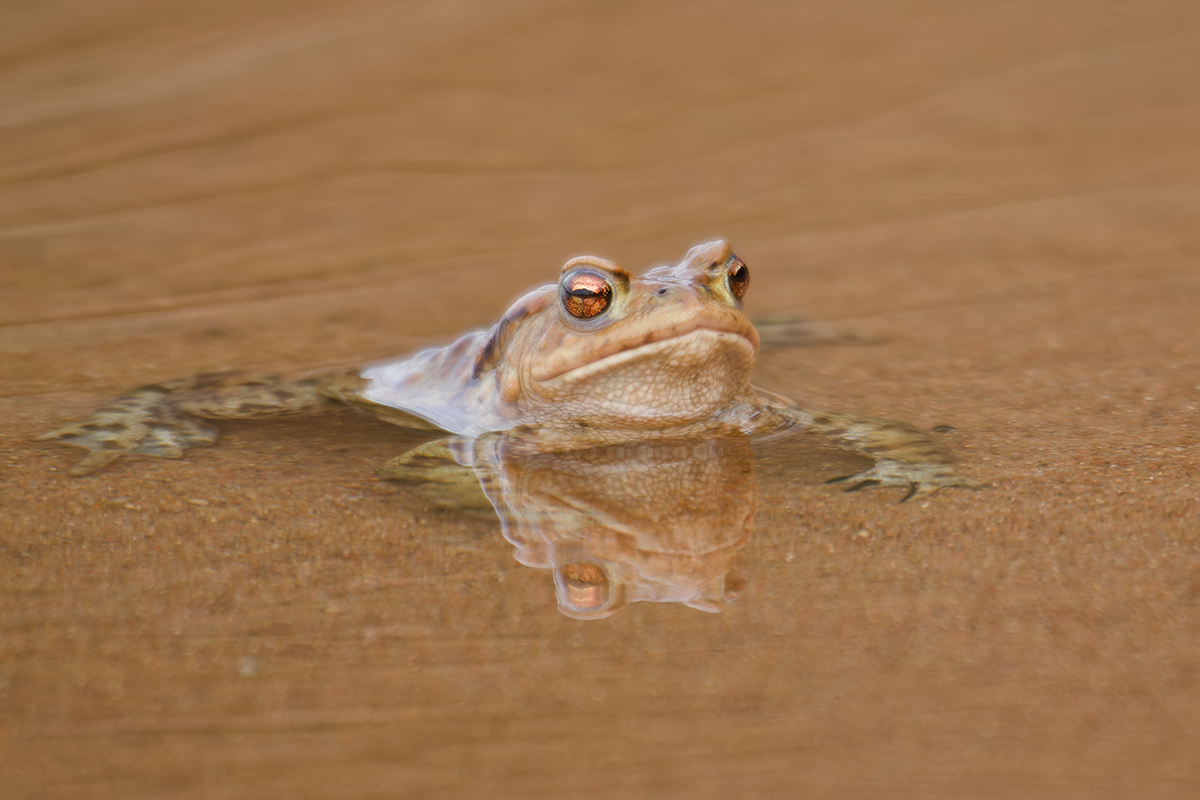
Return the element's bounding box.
[726,255,749,300]
[561,270,613,319]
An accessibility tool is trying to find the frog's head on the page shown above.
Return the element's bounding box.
[475,240,760,429]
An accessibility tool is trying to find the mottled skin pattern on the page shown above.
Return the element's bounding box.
[41,240,981,500]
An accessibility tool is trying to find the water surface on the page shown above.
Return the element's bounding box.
[3,1,1199,797]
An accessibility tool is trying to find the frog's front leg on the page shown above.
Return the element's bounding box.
[763,405,986,502]
[39,373,345,476]
[375,438,495,518]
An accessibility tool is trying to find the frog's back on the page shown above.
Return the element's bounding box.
[359,331,513,437]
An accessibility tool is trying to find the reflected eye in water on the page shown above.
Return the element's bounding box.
[387,434,761,620]
[561,271,613,319]
[555,562,614,616]
[726,255,749,300]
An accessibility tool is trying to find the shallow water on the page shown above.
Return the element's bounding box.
[3,1,1200,797]
[380,432,875,620]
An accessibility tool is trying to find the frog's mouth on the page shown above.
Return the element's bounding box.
[536,326,758,386]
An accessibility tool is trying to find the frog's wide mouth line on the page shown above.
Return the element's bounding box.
[537,328,756,385]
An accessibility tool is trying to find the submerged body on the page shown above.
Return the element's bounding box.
[41,241,980,499]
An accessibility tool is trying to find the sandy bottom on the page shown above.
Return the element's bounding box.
[2,1,1199,797]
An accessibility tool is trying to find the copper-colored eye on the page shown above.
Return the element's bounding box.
[558,562,611,610]
[561,271,613,319]
[727,256,749,299]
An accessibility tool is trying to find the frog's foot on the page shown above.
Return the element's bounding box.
[37,387,218,476]
[827,459,987,503]
[376,439,495,518]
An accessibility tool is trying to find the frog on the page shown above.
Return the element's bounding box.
[39,240,982,501]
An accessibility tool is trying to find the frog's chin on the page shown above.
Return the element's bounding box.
[531,328,757,430]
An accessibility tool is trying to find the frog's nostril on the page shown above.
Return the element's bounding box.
[655,288,669,296]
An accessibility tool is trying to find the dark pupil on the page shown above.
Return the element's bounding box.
[563,275,611,318]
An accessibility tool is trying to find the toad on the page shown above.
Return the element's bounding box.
[40,240,981,500]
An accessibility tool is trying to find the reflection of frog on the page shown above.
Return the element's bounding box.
[41,240,981,500]
[381,431,874,619]
[392,435,759,620]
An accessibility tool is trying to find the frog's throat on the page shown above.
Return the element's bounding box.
[536,328,756,386]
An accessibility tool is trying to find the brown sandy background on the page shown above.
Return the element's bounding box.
[2,1,1199,797]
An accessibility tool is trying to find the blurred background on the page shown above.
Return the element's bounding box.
[2,1,1199,797]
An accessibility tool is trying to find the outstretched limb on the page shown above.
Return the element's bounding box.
[761,405,986,502]
[39,372,351,476]
[375,438,495,519]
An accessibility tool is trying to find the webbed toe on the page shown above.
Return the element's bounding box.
[827,461,986,503]
[39,388,218,476]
